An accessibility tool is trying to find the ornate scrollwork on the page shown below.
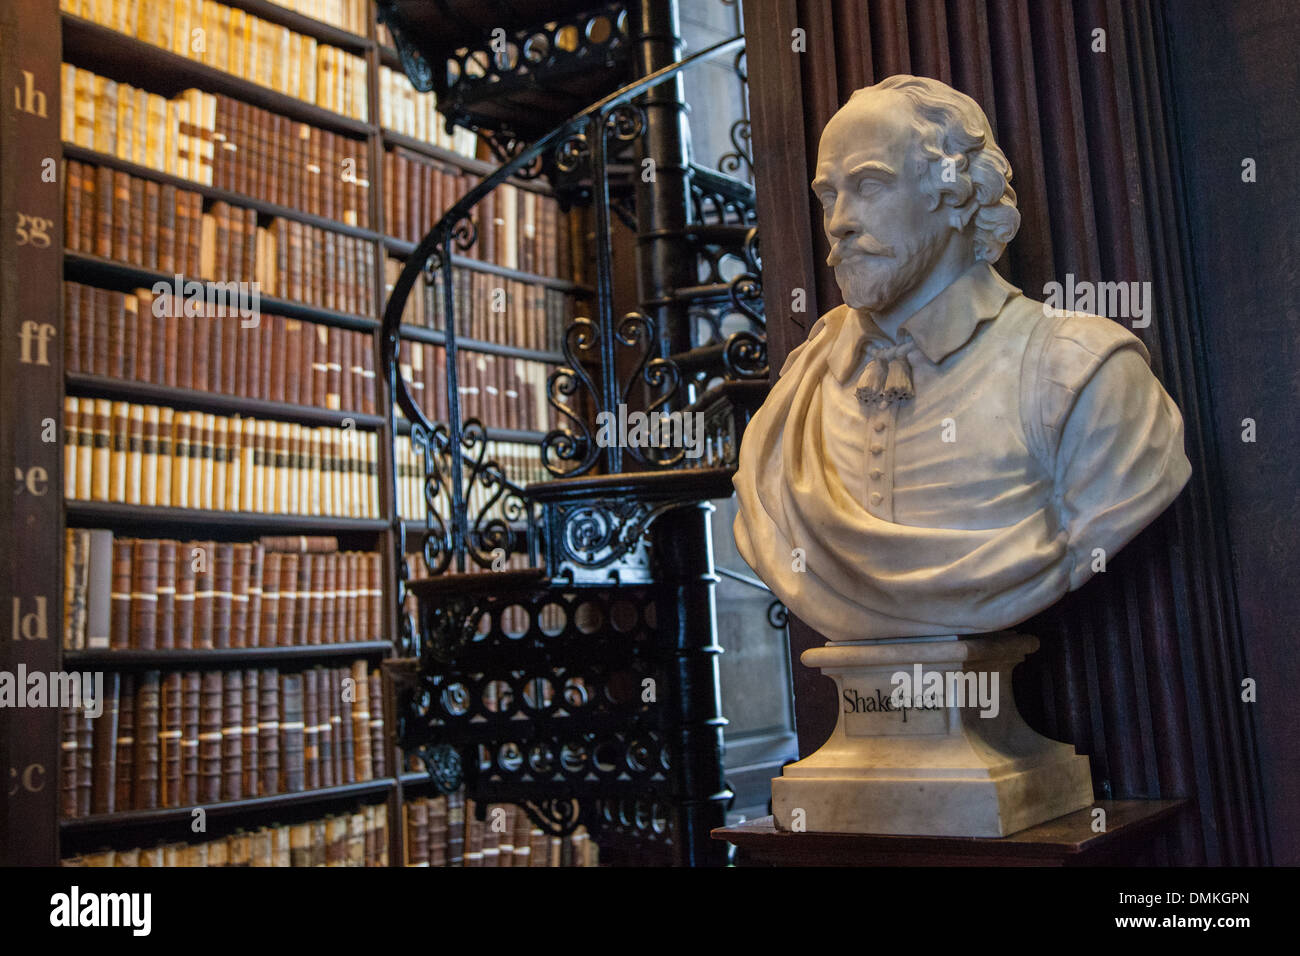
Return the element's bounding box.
[413,743,464,794]
[421,594,482,666]
[555,130,591,173]
[518,796,582,837]
[718,118,753,178]
[461,420,535,568]
[450,214,477,252]
[558,499,678,569]
[604,103,645,143]
[722,330,769,380]
[543,317,601,477]
[411,422,454,576]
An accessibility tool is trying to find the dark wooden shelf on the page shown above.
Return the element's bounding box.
[66,373,384,430]
[384,236,593,293]
[64,641,393,668]
[63,251,380,333]
[61,14,376,137]
[378,44,402,71]
[59,778,397,834]
[62,144,383,241]
[398,323,565,364]
[65,501,388,533]
[223,0,373,52]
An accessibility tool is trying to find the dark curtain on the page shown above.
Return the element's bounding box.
[741,0,1268,864]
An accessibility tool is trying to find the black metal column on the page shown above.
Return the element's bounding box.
[653,502,730,865]
[632,0,696,365]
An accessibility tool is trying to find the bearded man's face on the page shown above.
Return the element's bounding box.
[812,91,954,313]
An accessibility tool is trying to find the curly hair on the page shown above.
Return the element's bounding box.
[852,75,1021,263]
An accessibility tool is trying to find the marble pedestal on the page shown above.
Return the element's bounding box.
[772,633,1093,837]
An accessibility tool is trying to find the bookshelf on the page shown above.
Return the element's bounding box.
[0,0,595,866]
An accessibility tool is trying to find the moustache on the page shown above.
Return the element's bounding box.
[827,236,895,267]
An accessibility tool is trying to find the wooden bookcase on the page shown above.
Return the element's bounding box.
[1,0,586,865]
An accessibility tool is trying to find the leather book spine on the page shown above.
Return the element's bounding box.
[180,670,201,806]
[368,670,385,778]
[132,670,162,811]
[335,666,355,784]
[212,542,233,649]
[110,537,133,649]
[258,666,280,795]
[350,660,372,781]
[278,551,298,647]
[246,543,264,647]
[198,670,224,804]
[259,551,281,648]
[221,669,244,800]
[241,668,260,797]
[156,540,176,649]
[174,540,196,650]
[89,671,121,815]
[302,668,320,790]
[160,670,183,808]
[130,538,159,650]
[113,672,136,811]
[230,543,251,648]
[279,673,305,793]
[194,539,215,649]
[295,552,313,646]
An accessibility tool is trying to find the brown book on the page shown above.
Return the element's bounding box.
[143,180,161,269]
[351,661,373,781]
[132,670,162,811]
[156,540,177,649]
[89,671,121,815]
[241,669,260,797]
[60,707,79,819]
[194,541,215,649]
[368,670,385,778]
[160,671,183,808]
[174,542,196,649]
[258,666,281,795]
[302,668,320,790]
[259,551,281,648]
[110,537,133,650]
[278,552,299,647]
[335,667,355,784]
[308,551,326,646]
[212,542,234,649]
[129,538,159,650]
[246,544,264,648]
[159,183,176,274]
[180,670,201,805]
[230,543,252,648]
[295,553,314,647]
[321,553,337,644]
[74,712,94,818]
[279,673,305,792]
[114,672,137,810]
[221,670,244,800]
[129,176,145,267]
[176,296,195,392]
[447,791,466,866]
[198,670,224,804]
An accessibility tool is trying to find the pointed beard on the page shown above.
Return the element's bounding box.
[834,229,950,313]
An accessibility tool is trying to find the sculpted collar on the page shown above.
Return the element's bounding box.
[827,261,1022,384]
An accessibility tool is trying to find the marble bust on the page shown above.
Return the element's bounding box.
[733,74,1191,644]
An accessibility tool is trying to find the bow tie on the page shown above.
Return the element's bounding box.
[854,339,917,408]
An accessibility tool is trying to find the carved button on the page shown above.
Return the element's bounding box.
[870,444,884,455]
[870,492,883,505]
[869,469,884,480]
[873,421,887,432]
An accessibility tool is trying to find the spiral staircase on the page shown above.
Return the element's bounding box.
[377,0,770,865]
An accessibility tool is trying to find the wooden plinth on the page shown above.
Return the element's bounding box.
[712,799,1187,866]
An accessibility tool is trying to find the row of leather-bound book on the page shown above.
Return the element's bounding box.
[63,398,381,517]
[63,531,382,651]
[60,660,385,817]
[61,0,369,120]
[65,161,378,316]
[63,803,390,866]
[64,282,378,415]
[404,793,599,867]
